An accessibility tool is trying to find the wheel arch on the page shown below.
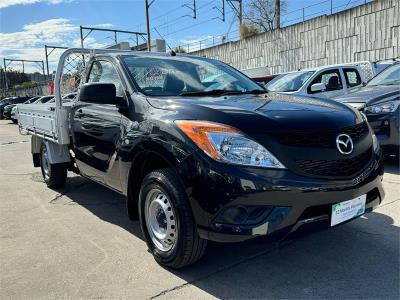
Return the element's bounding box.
[125,140,185,220]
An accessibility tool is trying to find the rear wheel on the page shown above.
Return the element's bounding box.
[12,119,17,124]
[40,143,67,188]
[139,169,207,269]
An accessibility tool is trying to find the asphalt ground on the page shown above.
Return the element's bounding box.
[0,119,399,299]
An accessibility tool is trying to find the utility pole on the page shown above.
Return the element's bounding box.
[45,45,68,75]
[3,59,8,90]
[239,0,242,26]
[80,26,84,48]
[183,0,197,19]
[215,0,225,22]
[145,0,152,51]
[275,0,281,29]
[227,0,242,26]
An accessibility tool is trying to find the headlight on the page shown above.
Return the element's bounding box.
[175,120,286,169]
[365,100,400,114]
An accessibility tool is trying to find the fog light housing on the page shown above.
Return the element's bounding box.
[214,206,273,225]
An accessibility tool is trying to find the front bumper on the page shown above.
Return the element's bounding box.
[178,150,385,243]
[366,110,400,155]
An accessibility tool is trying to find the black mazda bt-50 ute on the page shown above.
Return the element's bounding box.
[34,51,385,268]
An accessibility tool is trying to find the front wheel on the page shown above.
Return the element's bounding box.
[40,143,67,188]
[139,169,207,269]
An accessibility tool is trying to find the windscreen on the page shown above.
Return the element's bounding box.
[122,55,262,96]
[367,64,400,86]
[266,71,315,92]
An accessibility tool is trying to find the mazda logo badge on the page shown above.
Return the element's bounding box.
[336,134,354,155]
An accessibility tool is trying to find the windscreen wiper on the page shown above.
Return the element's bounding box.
[179,90,241,96]
[179,89,267,97]
[243,89,268,94]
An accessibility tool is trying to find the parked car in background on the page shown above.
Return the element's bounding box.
[10,107,18,123]
[46,92,77,104]
[241,67,279,86]
[33,95,54,104]
[1,96,31,120]
[334,62,400,157]
[266,63,372,99]
[372,59,400,75]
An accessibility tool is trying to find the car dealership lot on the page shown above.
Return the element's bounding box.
[0,120,398,299]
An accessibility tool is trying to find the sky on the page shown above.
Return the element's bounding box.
[0,0,370,73]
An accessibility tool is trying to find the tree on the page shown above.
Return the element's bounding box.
[173,47,187,53]
[244,0,287,32]
[240,23,259,39]
[1,68,29,89]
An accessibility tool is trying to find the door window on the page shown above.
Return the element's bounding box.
[88,60,124,96]
[343,68,362,87]
[308,69,342,94]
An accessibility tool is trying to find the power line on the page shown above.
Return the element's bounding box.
[153,1,215,31]
[163,16,220,37]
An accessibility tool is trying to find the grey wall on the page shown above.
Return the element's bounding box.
[2,84,50,98]
[192,0,399,74]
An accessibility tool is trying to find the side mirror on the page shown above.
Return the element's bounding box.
[310,82,326,92]
[79,83,117,105]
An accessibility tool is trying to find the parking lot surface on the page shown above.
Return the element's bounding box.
[0,119,399,299]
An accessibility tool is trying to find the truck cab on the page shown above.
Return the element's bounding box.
[266,63,373,99]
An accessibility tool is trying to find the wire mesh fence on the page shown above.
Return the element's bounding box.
[59,52,91,97]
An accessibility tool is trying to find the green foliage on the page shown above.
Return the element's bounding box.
[174,47,187,53]
[0,68,29,89]
[240,23,259,39]
[20,81,38,89]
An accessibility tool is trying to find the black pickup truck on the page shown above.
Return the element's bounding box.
[23,51,385,268]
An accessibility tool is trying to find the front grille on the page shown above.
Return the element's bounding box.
[295,147,373,177]
[273,122,368,148]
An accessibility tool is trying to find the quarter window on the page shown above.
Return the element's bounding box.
[308,69,343,94]
[343,68,362,87]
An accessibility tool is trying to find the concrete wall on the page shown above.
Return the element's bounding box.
[192,0,400,74]
[1,84,50,98]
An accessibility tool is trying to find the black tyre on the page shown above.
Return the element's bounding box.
[12,119,17,124]
[139,168,207,269]
[40,143,67,188]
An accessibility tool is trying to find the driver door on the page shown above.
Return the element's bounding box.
[307,69,344,98]
[72,59,125,190]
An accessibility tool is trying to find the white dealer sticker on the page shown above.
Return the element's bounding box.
[331,195,366,226]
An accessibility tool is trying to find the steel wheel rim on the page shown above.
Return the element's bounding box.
[144,189,177,252]
[41,147,50,179]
